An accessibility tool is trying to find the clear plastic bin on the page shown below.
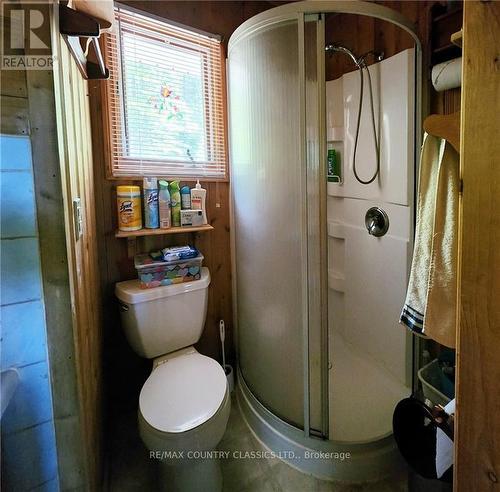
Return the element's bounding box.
[418,359,453,407]
[134,253,204,289]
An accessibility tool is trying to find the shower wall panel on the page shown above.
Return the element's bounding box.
[330,49,415,205]
[327,48,415,442]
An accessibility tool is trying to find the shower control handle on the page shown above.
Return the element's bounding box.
[365,207,389,237]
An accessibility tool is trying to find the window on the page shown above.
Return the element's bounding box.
[103,5,227,179]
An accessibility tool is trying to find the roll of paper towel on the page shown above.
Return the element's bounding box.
[431,57,462,92]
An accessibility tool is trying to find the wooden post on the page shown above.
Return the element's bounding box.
[455,1,500,489]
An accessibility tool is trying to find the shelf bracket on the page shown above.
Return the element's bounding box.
[59,4,109,80]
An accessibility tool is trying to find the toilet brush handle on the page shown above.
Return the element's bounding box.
[219,320,226,369]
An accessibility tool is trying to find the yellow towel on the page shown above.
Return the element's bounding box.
[400,133,459,348]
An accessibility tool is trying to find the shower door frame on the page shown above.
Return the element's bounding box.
[300,11,329,440]
[229,0,423,481]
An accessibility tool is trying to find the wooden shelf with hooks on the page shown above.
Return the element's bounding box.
[59,3,109,80]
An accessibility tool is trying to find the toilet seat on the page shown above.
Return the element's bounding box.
[139,352,227,433]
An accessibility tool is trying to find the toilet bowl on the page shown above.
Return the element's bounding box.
[116,268,230,491]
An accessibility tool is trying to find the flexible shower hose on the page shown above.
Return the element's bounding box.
[352,64,380,184]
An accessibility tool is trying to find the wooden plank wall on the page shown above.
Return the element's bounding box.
[325,2,462,117]
[1,9,94,490]
[455,1,500,489]
[325,1,434,81]
[51,20,104,490]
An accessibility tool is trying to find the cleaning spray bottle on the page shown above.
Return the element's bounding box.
[143,177,159,228]
[169,180,181,227]
[158,180,171,229]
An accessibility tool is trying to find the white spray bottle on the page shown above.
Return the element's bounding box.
[190,180,207,225]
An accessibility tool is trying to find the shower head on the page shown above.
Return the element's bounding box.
[325,43,362,67]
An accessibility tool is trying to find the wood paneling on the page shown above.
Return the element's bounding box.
[0,70,28,98]
[330,1,462,120]
[26,65,90,490]
[455,1,500,489]
[325,1,433,81]
[0,21,28,99]
[1,70,27,123]
[0,95,29,135]
[118,0,274,47]
[431,86,461,115]
[52,20,104,490]
[1,8,93,490]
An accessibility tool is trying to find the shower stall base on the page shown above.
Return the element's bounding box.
[237,369,407,484]
[329,332,411,443]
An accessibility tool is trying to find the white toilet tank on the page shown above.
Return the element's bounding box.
[115,267,210,358]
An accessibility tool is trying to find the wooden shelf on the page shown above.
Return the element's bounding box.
[115,224,214,238]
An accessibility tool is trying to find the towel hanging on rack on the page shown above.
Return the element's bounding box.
[399,132,459,348]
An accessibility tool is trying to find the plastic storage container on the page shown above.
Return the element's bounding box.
[134,253,204,289]
[418,359,453,407]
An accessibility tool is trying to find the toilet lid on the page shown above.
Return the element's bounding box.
[139,353,227,433]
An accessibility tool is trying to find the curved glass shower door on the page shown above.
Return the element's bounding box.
[229,19,306,428]
[228,2,420,481]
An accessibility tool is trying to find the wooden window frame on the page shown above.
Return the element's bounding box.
[100,5,229,183]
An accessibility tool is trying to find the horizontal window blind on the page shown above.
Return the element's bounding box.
[104,6,227,178]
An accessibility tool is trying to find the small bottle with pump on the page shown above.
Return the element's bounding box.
[143,177,159,228]
[190,180,207,224]
[158,180,171,229]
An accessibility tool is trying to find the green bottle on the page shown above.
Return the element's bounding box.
[169,180,181,227]
[327,149,341,183]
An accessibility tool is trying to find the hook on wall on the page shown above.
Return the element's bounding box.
[59,3,109,80]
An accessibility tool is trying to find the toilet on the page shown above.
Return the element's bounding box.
[115,268,230,491]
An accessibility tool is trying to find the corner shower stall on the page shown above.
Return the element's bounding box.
[228,1,421,482]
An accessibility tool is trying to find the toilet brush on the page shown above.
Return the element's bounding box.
[219,319,226,370]
[219,320,234,392]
